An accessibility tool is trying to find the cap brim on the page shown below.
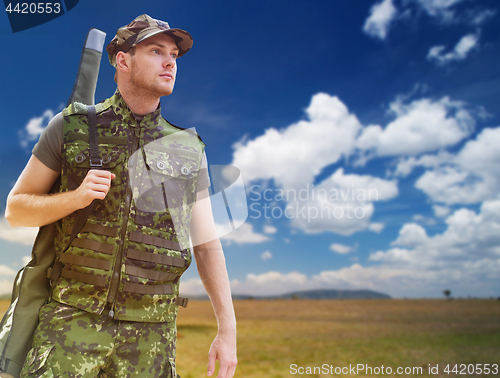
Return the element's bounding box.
[135,28,193,57]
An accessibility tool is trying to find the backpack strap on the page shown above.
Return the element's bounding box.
[50,105,101,284]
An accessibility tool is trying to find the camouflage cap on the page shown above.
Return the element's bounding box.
[106,14,193,66]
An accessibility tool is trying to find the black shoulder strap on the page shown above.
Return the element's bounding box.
[50,105,101,284]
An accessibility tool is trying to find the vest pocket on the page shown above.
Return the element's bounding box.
[63,143,126,222]
[131,146,200,236]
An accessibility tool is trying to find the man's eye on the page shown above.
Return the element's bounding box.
[171,53,178,59]
[152,49,161,54]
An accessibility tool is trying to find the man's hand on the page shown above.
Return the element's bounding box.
[207,332,237,378]
[74,169,116,209]
[6,156,116,227]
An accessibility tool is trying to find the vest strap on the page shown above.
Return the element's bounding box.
[67,223,119,237]
[125,265,179,282]
[129,231,182,251]
[175,297,189,308]
[59,254,111,271]
[71,238,114,255]
[122,282,174,295]
[127,248,185,268]
[61,268,106,287]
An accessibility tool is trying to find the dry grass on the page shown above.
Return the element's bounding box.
[176,299,500,378]
[1,299,499,377]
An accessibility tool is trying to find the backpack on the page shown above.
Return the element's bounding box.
[0,28,106,378]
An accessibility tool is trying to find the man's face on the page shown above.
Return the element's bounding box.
[128,33,179,98]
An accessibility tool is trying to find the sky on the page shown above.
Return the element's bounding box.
[0,0,499,299]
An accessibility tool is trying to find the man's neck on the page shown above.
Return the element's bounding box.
[117,85,160,115]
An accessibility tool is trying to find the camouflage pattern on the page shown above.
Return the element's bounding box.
[106,14,193,66]
[51,90,205,323]
[20,300,177,378]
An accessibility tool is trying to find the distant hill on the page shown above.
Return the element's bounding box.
[231,289,391,300]
[0,289,391,302]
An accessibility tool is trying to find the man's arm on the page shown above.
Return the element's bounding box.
[5,155,114,227]
[190,188,237,378]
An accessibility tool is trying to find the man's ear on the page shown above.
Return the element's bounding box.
[115,51,131,74]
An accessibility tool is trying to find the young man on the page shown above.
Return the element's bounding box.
[5,14,237,378]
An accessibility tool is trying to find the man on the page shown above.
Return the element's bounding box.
[5,14,237,378]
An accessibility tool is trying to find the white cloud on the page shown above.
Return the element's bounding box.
[0,218,38,245]
[233,93,362,189]
[19,109,54,148]
[413,0,465,23]
[330,243,355,254]
[261,250,273,261]
[363,0,398,40]
[372,199,500,269]
[225,201,500,298]
[433,205,451,218]
[0,265,17,295]
[391,223,429,247]
[356,96,474,157]
[179,277,206,297]
[219,222,270,245]
[368,222,385,233]
[412,214,437,226]
[414,127,500,205]
[263,225,277,234]
[234,93,398,236]
[287,169,398,235]
[427,33,480,66]
[230,271,310,296]
[468,9,496,26]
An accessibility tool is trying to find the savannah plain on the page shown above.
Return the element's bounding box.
[1,298,499,377]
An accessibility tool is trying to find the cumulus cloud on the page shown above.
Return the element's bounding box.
[218,201,500,298]
[356,96,475,157]
[427,32,480,66]
[368,223,385,233]
[373,199,500,267]
[219,222,270,245]
[285,169,398,235]
[412,0,466,23]
[433,205,451,218]
[330,243,355,254]
[233,93,362,189]
[412,127,500,205]
[234,93,399,235]
[0,218,38,245]
[261,251,273,261]
[363,0,398,40]
[263,225,277,234]
[234,90,482,234]
[0,265,17,295]
[19,109,54,148]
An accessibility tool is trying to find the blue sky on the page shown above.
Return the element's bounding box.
[0,0,499,298]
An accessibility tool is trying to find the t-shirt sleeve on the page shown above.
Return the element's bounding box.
[32,112,63,172]
[196,151,210,193]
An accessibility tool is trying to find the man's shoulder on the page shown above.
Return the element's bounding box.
[160,116,205,145]
[63,97,113,117]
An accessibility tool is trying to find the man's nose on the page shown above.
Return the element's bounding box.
[163,55,176,67]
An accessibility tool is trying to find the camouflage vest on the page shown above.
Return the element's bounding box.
[51,91,205,323]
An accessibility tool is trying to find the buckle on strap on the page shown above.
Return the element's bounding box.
[175,297,189,308]
[90,157,103,168]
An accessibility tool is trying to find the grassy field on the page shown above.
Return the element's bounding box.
[1,299,499,377]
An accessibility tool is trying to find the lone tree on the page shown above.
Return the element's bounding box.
[443,289,452,300]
